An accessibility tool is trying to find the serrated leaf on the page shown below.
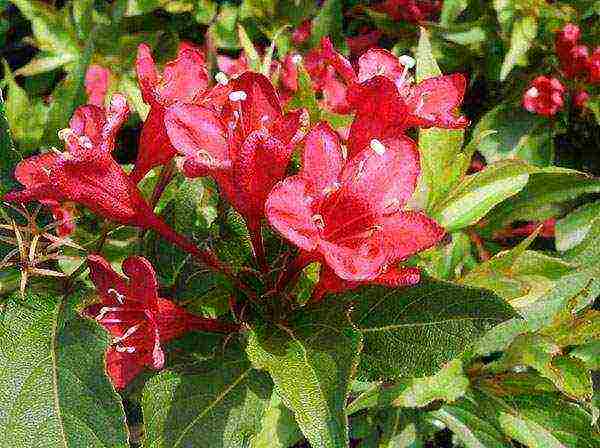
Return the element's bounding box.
[433,160,535,232]
[500,15,537,80]
[348,359,469,414]
[0,290,129,447]
[246,300,362,448]
[473,103,554,167]
[350,278,516,381]
[555,201,600,252]
[142,335,272,448]
[416,27,466,211]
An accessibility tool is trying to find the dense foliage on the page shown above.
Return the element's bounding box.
[1,0,599,447]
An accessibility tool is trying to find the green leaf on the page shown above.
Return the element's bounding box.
[440,0,469,26]
[570,341,600,370]
[433,160,534,232]
[142,335,272,448]
[246,300,362,448]
[250,393,303,448]
[485,171,600,233]
[416,27,466,211]
[2,61,48,153]
[351,278,516,381]
[0,90,21,195]
[0,290,129,447]
[72,0,94,39]
[348,359,469,414]
[208,4,240,50]
[285,62,320,123]
[472,103,554,167]
[555,201,600,252]
[41,34,95,148]
[500,15,537,81]
[310,0,346,52]
[9,0,80,68]
[237,24,262,71]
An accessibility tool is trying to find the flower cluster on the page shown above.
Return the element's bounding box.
[523,23,599,116]
[3,39,469,387]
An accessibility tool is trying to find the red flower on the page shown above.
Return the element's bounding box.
[373,0,442,23]
[588,48,600,84]
[555,23,581,65]
[573,90,590,109]
[84,65,111,107]
[131,43,216,183]
[346,29,382,57]
[317,42,468,157]
[266,122,445,298]
[522,76,565,117]
[164,72,308,268]
[217,53,250,78]
[4,95,208,260]
[563,45,590,79]
[292,20,312,46]
[83,255,238,388]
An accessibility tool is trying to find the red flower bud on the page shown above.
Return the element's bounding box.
[562,45,590,79]
[555,23,581,61]
[588,47,600,84]
[573,90,590,109]
[83,255,238,388]
[84,65,111,107]
[292,20,312,45]
[522,76,565,117]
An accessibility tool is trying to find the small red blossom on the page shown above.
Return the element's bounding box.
[573,90,590,109]
[555,23,581,64]
[563,45,590,79]
[266,122,445,298]
[164,72,308,266]
[292,20,312,46]
[131,43,216,183]
[522,76,565,117]
[588,48,600,84]
[83,255,238,388]
[373,0,442,23]
[84,65,111,107]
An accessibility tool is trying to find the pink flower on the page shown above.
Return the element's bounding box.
[523,76,565,117]
[266,122,445,298]
[217,53,250,78]
[573,90,590,109]
[131,43,218,183]
[84,65,111,107]
[346,29,382,57]
[373,0,442,23]
[83,255,238,388]
[292,20,312,46]
[555,23,581,64]
[164,72,308,268]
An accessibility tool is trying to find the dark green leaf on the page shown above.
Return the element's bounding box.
[0,290,129,447]
[310,0,346,52]
[351,278,516,380]
[143,335,272,448]
[246,301,362,448]
[0,90,21,195]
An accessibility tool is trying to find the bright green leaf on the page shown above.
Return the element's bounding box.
[500,15,537,81]
[310,0,346,52]
[250,393,303,448]
[555,201,600,252]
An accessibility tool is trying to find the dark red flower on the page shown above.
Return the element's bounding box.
[164,72,308,267]
[83,255,238,388]
[588,47,600,84]
[563,45,590,79]
[522,76,565,117]
[573,90,590,109]
[374,0,442,23]
[266,122,445,298]
[84,65,111,107]
[131,43,215,183]
[292,20,312,46]
[346,29,382,57]
[555,23,581,64]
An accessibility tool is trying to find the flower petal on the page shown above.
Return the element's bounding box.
[87,254,128,304]
[266,176,320,252]
[155,47,209,104]
[269,109,309,148]
[136,44,160,105]
[379,211,446,260]
[301,122,344,196]
[85,65,111,107]
[69,105,106,146]
[339,136,420,214]
[319,236,387,281]
[106,347,145,389]
[405,73,469,129]
[122,256,159,308]
[357,48,404,86]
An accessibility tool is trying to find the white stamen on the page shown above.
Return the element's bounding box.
[215,71,229,85]
[95,306,122,321]
[78,136,93,149]
[312,214,325,230]
[113,323,142,344]
[527,87,539,98]
[115,345,136,353]
[322,182,340,196]
[370,139,386,155]
[107,288,125,304]
[291,54,303,65]
[229,90,247,101]
[340,144,348,160]
[398,55,415,69]
[57,128,74,141]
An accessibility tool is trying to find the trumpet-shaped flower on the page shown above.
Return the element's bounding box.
[83,255,238,388]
